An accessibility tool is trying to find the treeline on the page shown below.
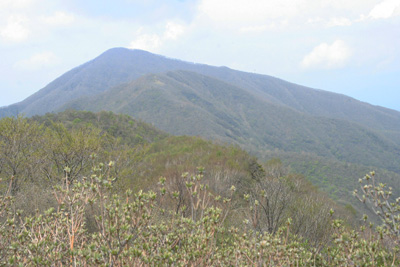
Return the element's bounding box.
[0,111,397,265]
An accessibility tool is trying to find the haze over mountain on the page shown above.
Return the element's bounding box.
[1,47,400,184]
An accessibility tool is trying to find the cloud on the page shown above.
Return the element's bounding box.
[301,40,351,69]
[239,20,291,32]
[129,21,186,51]
[327,17,352,27]
[14,51,58,70]
[129,33,162,51]
[41,11,75,26]
[239,25,273,33]
[368,0,400,19]
[164,21,185,40]
[0,1,76,44]
[0,14,30,42]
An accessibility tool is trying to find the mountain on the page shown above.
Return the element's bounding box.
[1,47,400,210]
[0,48,232,117]
[1,48,400,142]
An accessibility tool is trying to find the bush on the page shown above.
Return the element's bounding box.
[0,164,398,266]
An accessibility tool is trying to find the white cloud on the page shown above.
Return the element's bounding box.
[368,0,400,19]
[327,17,352,27]
[129,33,162,51]
[301,40,351,69]
[0,1,76,44]
[41,11,75,26]
[239,25,273,33]
[14,51,58,70]
[0,14,29,42]
[306,17,324,24]
[164,22,185,40]
[129,21,186,51]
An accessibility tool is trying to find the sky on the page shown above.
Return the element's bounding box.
[0,0,399,111]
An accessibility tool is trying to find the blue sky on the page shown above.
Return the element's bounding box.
[0,0,399,111]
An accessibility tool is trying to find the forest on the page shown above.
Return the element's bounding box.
[0,110,399,266]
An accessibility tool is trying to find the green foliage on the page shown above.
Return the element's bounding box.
[1,165,398,266]
[0,112,164,217]
[32,110,167,145]
[42,122,103,183]
[0,116,44,193]
[1,110,398,265]
[355,171,400,244]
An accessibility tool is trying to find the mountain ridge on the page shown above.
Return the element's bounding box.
[2,47,400,136]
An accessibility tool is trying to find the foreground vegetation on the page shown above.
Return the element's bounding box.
[0,165,398,266]
[0,111,399,265]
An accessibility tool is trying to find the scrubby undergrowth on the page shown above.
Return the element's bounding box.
[0,165,398,266]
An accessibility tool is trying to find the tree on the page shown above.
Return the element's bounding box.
[245,159,334,247]
[0,116,43,193]
[41,122,103,183]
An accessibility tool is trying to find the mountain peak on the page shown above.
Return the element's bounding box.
[96,47,159,61]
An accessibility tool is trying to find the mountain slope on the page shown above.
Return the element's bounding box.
[1,47,400,144]
[61,70,400,173]
[0,48,204,116]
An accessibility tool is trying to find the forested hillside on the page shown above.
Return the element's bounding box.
[0,110,342,220]
[0,110,399,265]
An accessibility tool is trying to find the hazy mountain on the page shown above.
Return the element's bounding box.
[1,48,400,142]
